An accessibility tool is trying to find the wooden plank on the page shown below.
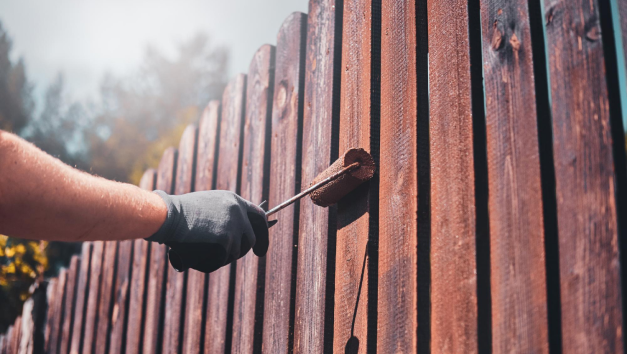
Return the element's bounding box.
[5,327,12,354]
[162,125,197,353]
[334,0,379,352]
[69,242,93,354]
[427,0,478,352]
[205,74,247,354]
[379,0,424,352]
[9,317,21,354]
[49,269,67,354]
[59,256,80,354]
[621,0,627,66]
[108,240,133,353]
[94,241,119,354]
[231,44,275,354]
[262,12,307,354]
[293,0,342,352]
[182,102,220,354]
[0,335,4,354]
[144,148,177,354]
[23,280,49,354]
[82,241,105,354]
[44,278,58,353]
[18,297,32,354]
[125,169,156,354]
[544,0,623,352]
[479,0,550,352]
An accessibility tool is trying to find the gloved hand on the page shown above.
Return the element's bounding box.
[146,190,269,273]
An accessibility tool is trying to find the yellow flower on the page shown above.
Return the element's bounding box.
[5,246,15,258]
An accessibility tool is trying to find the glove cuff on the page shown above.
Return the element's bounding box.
[145,190,178,244]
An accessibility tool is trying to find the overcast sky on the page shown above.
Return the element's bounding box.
[0,0,308,106]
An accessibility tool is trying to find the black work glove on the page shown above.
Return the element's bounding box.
[146,190,269,273]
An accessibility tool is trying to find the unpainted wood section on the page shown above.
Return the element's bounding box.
[44,278,57,352]
[144,148,177,354]
[49,269,67,354]
[544,0,623,352]
[59,256,80,354]
[109,240,133,353]
[70,242,92,354]
[125,169,155,354]
[205,74,247,354]
[294,0,340,352]
[335,0,374,352]
[479,0,550,352]
[379,0,423,352]
[95,241,119,354]
[82,241,104,354]
[427,0,478,352]
[262,12,306,354]
[232,44,275,354]
[162,125,197,353]
[182,102,220,354]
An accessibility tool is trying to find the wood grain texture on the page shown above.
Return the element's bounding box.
[162,125,197,354]
[95,241,119,354]
[125,169,155,354]
[293,0,341,353]
[144,147,177,354]
[544,0,623,352]
[44,278,57,353]
[479,0,549,352]
[70,242,92,354]
[205,74,247,354]
[379,0,424,352]
[262,12,306,354]
[232,44,275,354]
[59,256,80,354]
[82,242,105,354]
[335,0,377,352]
[48,269,67,354]
[182,102,220,354]
[427,0,478,352]
[109,240,133,354]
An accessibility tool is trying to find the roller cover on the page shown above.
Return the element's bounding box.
[309,148,376,207]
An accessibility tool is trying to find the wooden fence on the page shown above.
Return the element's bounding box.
[2,0,627,352]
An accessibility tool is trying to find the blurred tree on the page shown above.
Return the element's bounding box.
[0,22,34,134]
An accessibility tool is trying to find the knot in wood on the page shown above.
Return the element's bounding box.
[491,21,504,51]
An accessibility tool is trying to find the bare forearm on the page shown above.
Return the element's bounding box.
[0,130,167,241]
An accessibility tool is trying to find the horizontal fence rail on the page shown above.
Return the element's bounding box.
[2,0,627,353]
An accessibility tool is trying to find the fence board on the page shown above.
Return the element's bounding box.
[95,241,119,354]
[335,0,379,352]
[44,279,57,353]
[294,0,341,352]
[48,269,67,354]
[144,147,177,354]
[59,256,80,354]
[544,0,623,352]
[263,12,306,354]
[182,102,220,353]
[70,242,92,354]
[109,240,133,353]
[427,0,478,352]
[479,0,549,352]
[205,74,247,354]
[9,317,21,354]
[0,335,4,354]
[162,125,197,353]
[621,0,627,64]
[379,0,423,353]
[82,241,104,354]
[232,44,275,354]
[125,169,156,354]
[4,327,12,354]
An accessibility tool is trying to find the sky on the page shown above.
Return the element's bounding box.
[0,0,308,106]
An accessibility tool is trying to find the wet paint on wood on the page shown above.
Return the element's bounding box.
[125,169,156,354]
[144,148,177,354]
[293,0,342,352]
[163,125,197,353]
[335,0,379,352]
[205,74,247,354]
[427,0,479,352]
[70,242,93,354]
[82,241,105,354]
[232,44,275,354]
[95,241,119,354]
[479,0,550,352]
[59,256,80,354]
[262,12,307,354]
[544,0,623,352]
[182,102,220,354]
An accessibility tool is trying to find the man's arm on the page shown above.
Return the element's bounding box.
[0,130,167,241]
